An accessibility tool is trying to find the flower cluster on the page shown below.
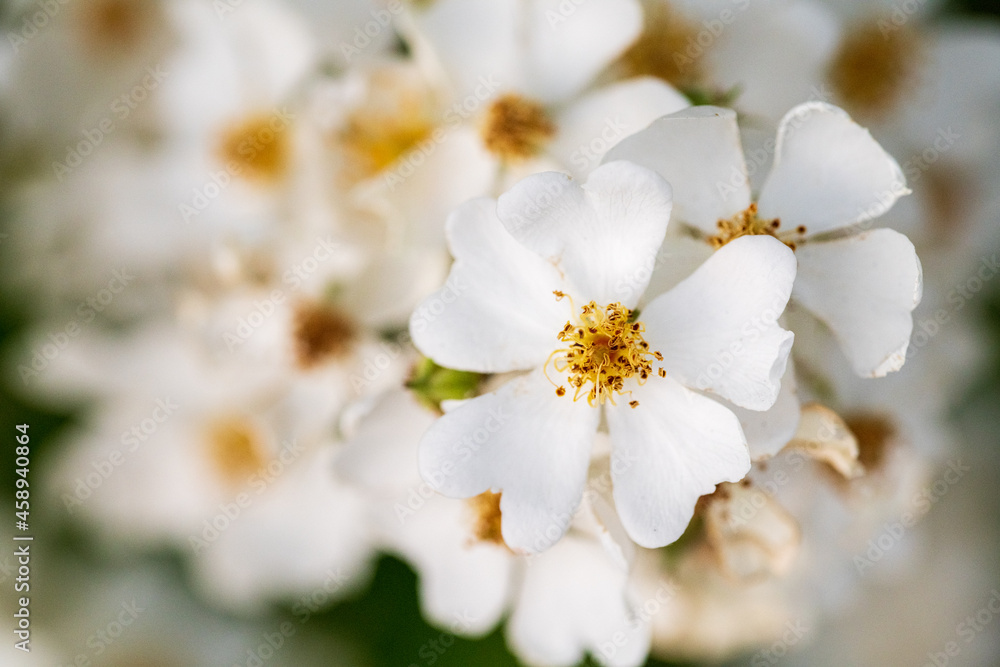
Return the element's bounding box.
[1,0,998,665]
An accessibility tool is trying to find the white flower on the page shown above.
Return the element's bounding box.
[409,160,797,552]
[607,103,923,378]
[400,0,690,181]
[338,389,653,665]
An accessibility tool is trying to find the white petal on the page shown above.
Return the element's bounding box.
[708,1,841,124]
[382,495,514,636]
[409,198,569,373]
[549,77,690,178]
[757,102,909,235]
[643,235,796,410]
[337,389,434,493]
[508,535,650,667]
[637,233,713,308]
[793,228,922,377]
[496,161,673,307]
[418,369,600,554]
[603,106,751,235]
[406,0,520,100]
[607,377,749,548]
[522,0,643,104]
[726,360,801,460]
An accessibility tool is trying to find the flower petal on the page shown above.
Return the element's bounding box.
[383,495,514,636]
[508,535,651,667]
[603,106,751,235]
[418,369,600,554]
[496,161,673,307]
[549,77,690,178]
[725,360,801,461]
[409,198,569,373]
[793,228,922,377]
[642,235,796,410]
[607,377,749,548]
[757,102,909,235]
[522,0,643,104]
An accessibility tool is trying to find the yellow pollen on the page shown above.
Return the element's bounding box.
[292,301,358,369]
[78,0,154,55]
[828,22,923,120]
[547,299,663,407]
[617,0,704,87]
[480,94,556,162]
[468,491,506,547]
[218,113,293,183]
[207,417,268,486]
[708,203,806,250]
[336,80,436,181]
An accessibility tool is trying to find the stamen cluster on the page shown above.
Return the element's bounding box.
[708,203,807,250]
[550,298,664,407]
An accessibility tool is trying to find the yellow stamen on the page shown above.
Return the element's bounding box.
[707,203,806,250]
[218,113,293,183]
[480,94,556,162]
[547,300,663,407]
[207,417,267,486]
[828,22,923,120]
[292,301,358,369]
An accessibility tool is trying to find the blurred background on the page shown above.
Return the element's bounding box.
[1,0,999,665]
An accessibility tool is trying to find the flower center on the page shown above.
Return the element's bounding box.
[468,491,506,547]
[828,21,922,120]
[292,301,358,369]
[548,295,664,407]
[707,203,806,250]
[207,417,267,486]
[218,113,294,183]
[336,72,437,181]
[480,94,556,162]
[78,0,157,55]
[617,0,704,87]
[845,412,897,473]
